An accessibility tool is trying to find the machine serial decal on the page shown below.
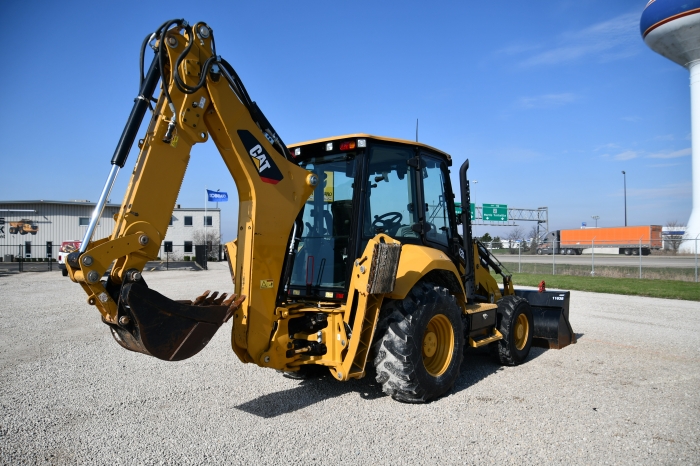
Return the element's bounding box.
[237,130,284,184]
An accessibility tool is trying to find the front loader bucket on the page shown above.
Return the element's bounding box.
[109,282,234,361]
[513,289,576,350]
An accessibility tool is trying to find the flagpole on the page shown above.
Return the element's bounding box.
[204,186,207,255]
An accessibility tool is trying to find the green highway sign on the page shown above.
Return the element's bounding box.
[482,203,507,222]
[455,203,476,221]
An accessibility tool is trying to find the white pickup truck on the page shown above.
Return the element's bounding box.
[57,241,81,276]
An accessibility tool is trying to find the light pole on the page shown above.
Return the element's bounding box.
[591,215,599,228]
[622,171,627,226]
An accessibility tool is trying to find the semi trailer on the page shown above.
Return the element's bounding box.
[537,226,662,256]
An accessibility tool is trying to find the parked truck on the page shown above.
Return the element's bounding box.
[58,241,82,276]
[537,226,662,256]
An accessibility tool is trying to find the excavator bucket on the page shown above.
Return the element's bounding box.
[513,289,576,350]
[109,282,243,361]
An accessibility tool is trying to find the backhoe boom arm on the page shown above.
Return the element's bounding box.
[67,20,316,362]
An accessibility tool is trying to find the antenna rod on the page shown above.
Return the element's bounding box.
[416,119,418,142]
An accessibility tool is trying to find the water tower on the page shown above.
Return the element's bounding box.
[641,0,700,249]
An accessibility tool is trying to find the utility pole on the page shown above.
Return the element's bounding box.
[591,215,599,228]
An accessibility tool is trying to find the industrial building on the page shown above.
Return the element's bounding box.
[0,200,220,260]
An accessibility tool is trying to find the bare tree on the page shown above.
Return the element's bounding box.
[528,225,539,255]
[507,226,525,254]
[192,229,222,260]
[664,220,684,254]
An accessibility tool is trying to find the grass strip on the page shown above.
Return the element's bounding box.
[497,261,697,282]
[493,271,700,301]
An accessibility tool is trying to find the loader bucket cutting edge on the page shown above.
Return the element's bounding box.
[512,289,576,350]
[109,282,231,361]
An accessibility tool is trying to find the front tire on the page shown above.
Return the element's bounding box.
[373,282,464,403]
[494,296,533,366]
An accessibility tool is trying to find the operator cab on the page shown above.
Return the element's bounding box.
[285,134,460,301]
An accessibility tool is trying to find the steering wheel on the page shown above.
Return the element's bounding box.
[372,212,403,235]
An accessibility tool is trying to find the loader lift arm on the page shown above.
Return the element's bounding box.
[67,20,316,362]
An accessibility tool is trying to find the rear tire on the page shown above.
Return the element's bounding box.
[61,269,68,277]
[373,282,464,403]
[537,249,543,255]
[494,296,533,366]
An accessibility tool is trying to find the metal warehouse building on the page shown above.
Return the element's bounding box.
[0,200,220,260]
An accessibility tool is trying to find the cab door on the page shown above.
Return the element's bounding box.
[420,153,458,257]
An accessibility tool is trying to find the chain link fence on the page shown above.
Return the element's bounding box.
[0,243,225,273]
[489,238,699,283]
[4,237,697,282]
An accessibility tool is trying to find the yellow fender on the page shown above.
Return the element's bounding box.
[387,244,465,302]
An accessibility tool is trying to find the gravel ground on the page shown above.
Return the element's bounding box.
[1,265,699,465]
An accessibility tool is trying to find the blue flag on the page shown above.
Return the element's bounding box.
[207,190,228,202]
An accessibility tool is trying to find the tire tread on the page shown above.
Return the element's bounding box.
[373,282,464,403]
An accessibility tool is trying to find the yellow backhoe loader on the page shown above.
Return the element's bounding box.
[66,19,575,402]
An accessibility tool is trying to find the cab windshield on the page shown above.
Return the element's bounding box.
[289,153,356,292]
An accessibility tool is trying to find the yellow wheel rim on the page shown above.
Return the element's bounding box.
[422,314,454,377]
[514,313,529,351]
